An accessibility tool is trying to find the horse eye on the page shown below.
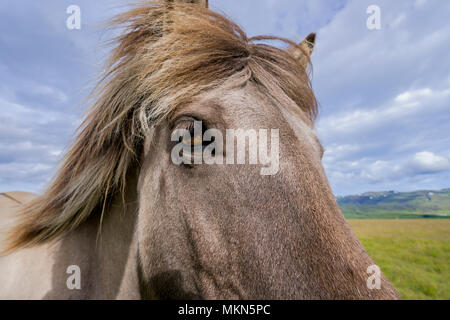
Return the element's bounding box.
[178,121,204,147]
[191,135,203,146]
[180,134,203,147]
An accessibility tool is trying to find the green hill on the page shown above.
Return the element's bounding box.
[338,188,450,219]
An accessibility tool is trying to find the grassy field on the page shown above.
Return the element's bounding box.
[348,219,450,300]
[339,188,450,219]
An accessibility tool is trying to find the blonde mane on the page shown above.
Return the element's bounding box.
[4,1,317,252]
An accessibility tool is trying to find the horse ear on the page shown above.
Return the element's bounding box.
[166,0,208,7]
[287,32,316,68]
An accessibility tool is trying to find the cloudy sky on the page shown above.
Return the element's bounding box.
[1,0,449,195]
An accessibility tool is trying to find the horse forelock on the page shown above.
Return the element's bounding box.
[3,1,317,253]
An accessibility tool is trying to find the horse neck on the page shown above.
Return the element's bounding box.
[44,174,140,299]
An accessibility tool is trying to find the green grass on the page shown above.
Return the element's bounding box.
[348,219,450,300]
[339,188,450,219]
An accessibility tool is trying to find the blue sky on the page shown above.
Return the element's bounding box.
[0,0,449,195]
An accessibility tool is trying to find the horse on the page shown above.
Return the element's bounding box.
[0,1,400,299]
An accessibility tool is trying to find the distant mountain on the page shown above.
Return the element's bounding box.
[337,188,450,219]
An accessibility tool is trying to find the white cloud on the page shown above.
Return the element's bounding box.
[360,160,403,182]
[317,86,450,143]
[326,151,450,188]
[415,0,427,8]
[312,0,450,194]
[0,96,73,192]
[394,88,432,103]
[410,151,450,173]
[31,85,69,103]
[389,13,406,29]
[318,84,450,193]
[213,0,346,39]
